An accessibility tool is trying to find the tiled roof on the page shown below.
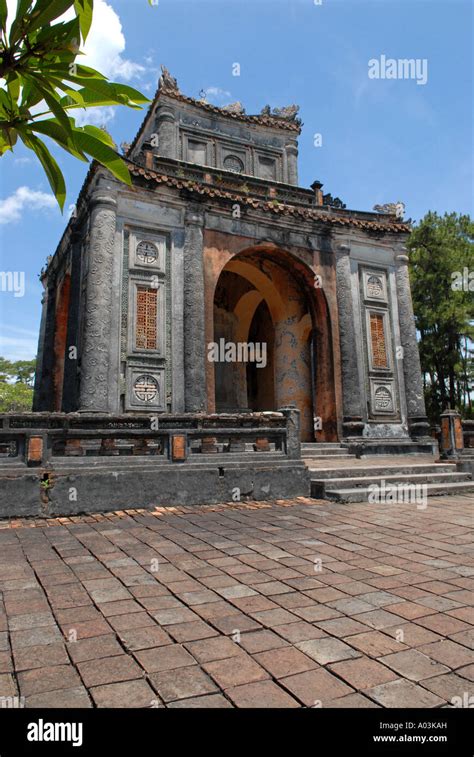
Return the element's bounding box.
[127,161,410,233]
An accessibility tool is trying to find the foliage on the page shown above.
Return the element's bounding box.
[408,211,474,423]
[0,0,149,208]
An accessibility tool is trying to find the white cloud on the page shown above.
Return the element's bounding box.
[0,187,57,225]
[75,105,116,127]
[203,87,232,104]
[78,0,145,81]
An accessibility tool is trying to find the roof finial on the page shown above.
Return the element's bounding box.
[159,65,179,93]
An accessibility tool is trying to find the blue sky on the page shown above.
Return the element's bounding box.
[0,0,472,360]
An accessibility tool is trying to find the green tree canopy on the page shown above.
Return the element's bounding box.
[0,0,149,208]
[0,356,36,410]
[408,211,474,423]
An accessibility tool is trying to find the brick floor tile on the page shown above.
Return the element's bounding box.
[415,613,471,636]
[0,652,13,673]
[14,642,69,671]
[177,590,222,605]
[238,630,289,654]
[77,655,143,687]
[419,672,473,703]
[194,601,243,621]
[385,602,437,620]
[449,629,473,648]
[356,591,402,608]
[226,680,300,708]
[0,673,17,697]
[274,593,315,610]
[168,693,232,708]
[279,668,353,706]
[457,664,474,681]
[204,655,269,688]
[274,622,327,644]
[150,607,200,626]
[134,644,196,673]
[251,608,302,627]
[346,630,407,657]
[383,623,443,647]
[216,585,258,600]
[211,614,262,634]
[226,595,278,613]
[184,636,243,664]
[61,618,112,640]
[447,607,474,624]
[327,598,375,615]
[119,626,171,652]
[379,649,450,681]
[296,638,360,665]
[316,617,371,637]
[25,687,91,708]
[365,679,445,707]
[107,612,155,632]
[68,634,124,663]
[99,600,145,617]
[418,639,473,669]
[166,620,218,643]
[10,626,63,649]
[293,605,343,623]
[328,657,398,689]
[18,665,82,696]
[251,581,293,597]
[149,666,217,702]
[54,605,100,625]
[90,679,157,708]
[353,610,406,630]
[8,612,56,632]
[303,587,348,603]
[254,647,317,678]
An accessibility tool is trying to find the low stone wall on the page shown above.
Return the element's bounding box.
[0,409,310,517]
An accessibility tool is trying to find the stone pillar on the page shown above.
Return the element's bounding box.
[335,244,364,437]
[33,283,56,411]
[285,140,299,185]
[440,409,464,459]
[62,226,83,412]
[281,406,301,459]
[155,106,177,159]
[395,251,430,437]
[274,319,313,442]
[79,193,117,412]
[183,207,207,412]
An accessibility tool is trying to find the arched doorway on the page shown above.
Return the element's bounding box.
[210,246,337,442]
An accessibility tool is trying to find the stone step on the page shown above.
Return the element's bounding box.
[307,463,457,478]
[316,480,474,503]
[303,453,355,460]
[302,448,353,457]
[301,443,343,449]
[312,471,472,493]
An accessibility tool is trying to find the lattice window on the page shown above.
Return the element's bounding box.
[370,313,388,368]
[135,286,157,350]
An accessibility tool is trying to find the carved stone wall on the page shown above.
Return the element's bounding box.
[79,194,117,412]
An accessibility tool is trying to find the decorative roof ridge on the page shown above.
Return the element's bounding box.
[125,158,411,233]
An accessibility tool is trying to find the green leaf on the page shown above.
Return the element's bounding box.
[73,129,131,185]
[30,118,87,161]
[27,0,76,36]
[74,0,93,42]
[81,123,115,148]
[24,72,74,136]
[0,0,8,34]
[20,130,66,209]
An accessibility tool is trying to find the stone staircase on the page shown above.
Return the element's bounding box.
[308,460,474,503]
[301,442,355,461]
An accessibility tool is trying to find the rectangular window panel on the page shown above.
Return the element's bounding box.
[135,286,158,350]
[370,313,388,368]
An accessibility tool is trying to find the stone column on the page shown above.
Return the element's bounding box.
[335,244,364,437]
[32,283,55,411]
[395,250,429,437]
[79,193,117,412]
[183,207,207,412]
[285,139,299,185]
[62,226,82,412]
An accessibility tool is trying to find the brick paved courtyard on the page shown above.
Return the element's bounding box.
[0,495,472,708]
